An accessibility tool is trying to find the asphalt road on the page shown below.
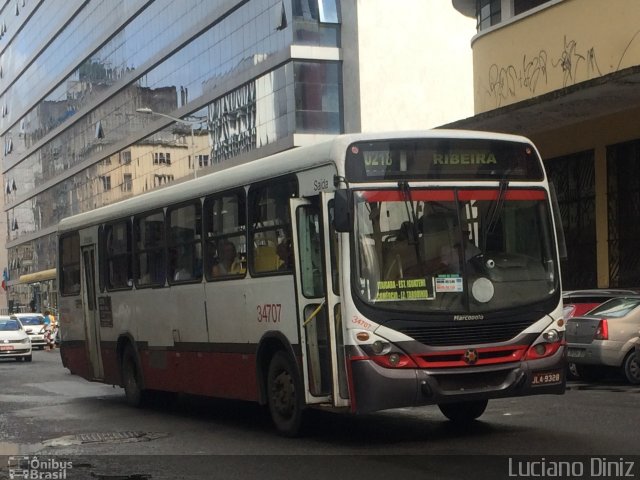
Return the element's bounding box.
[1,349,640,479]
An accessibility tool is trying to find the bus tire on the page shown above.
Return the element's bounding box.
[267,351,304,437]
[438,399,488,423]
[122,344,146,407]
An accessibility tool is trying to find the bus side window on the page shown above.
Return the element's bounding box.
[167,201,202,284]
[104,220,133,290]
[248,177,297,275]
[60,232,81,295]
[204,189,247,281]
[135,212,165,287]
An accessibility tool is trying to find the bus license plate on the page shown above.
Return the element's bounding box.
[531,371,561,385]
[0,345,14,351]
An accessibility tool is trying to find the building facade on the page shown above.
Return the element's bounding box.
[451,0,640,290]
[1,0,474,310]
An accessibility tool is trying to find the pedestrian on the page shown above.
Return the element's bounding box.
[43,310,55,351]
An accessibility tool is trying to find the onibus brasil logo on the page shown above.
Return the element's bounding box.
[8,456,73,479]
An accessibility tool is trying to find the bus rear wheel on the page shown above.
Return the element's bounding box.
[438,399,488,423]
[122,345,146,407]
[267,351,304,437]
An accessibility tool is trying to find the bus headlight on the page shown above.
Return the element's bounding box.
[356,332,417,368]
[543,329,559,343]
[526,329,564,360]
[371,340,390,355]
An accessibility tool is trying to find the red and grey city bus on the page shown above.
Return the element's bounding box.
[58,130,566,436]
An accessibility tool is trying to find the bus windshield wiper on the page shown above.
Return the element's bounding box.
[398,181,424,275]
[485,174,509,239]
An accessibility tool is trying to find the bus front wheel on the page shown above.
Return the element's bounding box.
[438,399,488,423]
[267,351,304,437]
[122,344,146,407]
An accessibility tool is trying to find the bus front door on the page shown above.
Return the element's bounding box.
[81,245,104,380]
[291,194,348,407]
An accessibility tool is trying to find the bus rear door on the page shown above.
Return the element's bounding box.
[80,242,104,380]
[290,193,348,408]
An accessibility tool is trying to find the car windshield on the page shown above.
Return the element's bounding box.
[353,187,559,313]
[17,316,43,326]
[0,320,21,331]
[587,297,640,318]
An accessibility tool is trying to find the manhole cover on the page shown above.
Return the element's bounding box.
[43,431,168,446]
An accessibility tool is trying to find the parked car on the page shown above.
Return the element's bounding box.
[562,289,639,319]
[563,289,638,379]
[566,295,640,384]
[0,315,32,362]
[11,313,46,349]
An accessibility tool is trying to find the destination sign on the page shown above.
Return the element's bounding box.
[346,138,544,182]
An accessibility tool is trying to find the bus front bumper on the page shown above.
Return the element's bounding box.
[349,346,566,414]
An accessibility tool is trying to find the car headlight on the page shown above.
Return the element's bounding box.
[18,337,30,344]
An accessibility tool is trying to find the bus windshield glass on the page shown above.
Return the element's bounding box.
[353,188,558,313]
[345,138,544,181]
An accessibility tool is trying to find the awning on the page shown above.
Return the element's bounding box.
[19,268,56,284]
[442,65,640,136]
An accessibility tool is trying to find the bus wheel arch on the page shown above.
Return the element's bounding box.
[256,332,299,405]
[267,350,305,436]
[256,333,305,436]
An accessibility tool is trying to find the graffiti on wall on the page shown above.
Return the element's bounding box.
[485,30,640,107]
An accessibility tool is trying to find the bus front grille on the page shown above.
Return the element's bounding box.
[396,320,535,346]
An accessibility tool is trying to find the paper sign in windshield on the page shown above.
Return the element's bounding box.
[375,278,433,301]
[435,275,464,293]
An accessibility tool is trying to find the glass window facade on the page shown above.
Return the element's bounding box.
[476,0,501,30]
[513,0,551,16]
[3,0,343,295]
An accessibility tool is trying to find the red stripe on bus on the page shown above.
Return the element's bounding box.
[346,356,360,413]
[139,350,259,401]
[360,191,455,202]
[413,345,528,368]
[63,343,260,402]
[457,189,547,201]
[350,346,527,370]
[60,344,93,380]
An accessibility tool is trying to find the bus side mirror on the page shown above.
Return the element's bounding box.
[334,189,351,232]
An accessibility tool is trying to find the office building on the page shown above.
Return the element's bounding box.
[1,0,474,310]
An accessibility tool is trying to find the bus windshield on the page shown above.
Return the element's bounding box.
[353,188,558,313]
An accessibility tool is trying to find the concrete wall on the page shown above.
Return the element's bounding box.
[471,0,640,113]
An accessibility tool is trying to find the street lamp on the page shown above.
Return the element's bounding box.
[136,108,207,177]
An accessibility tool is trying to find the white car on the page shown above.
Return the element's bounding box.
[11,313,47,349]
[0,316,32,362]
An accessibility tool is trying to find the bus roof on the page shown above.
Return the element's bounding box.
[57,129,535,233]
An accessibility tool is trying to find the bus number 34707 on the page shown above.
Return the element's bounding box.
[257,304,282,323]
